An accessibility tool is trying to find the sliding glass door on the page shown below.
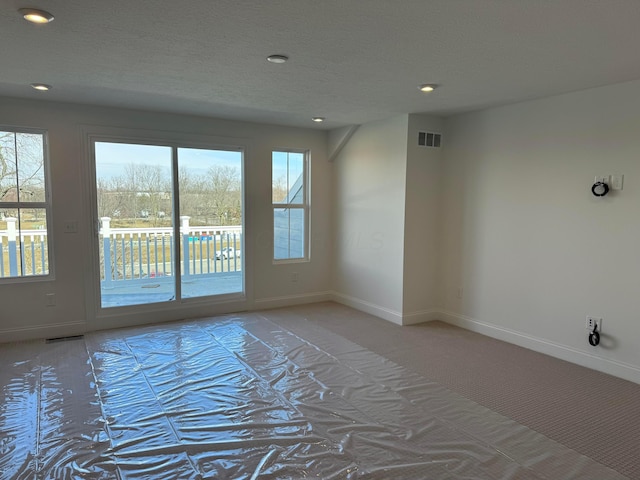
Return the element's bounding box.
[92,140,243,309]
[177,147,243,298]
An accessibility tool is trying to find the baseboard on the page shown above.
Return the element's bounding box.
[253,291,333,310]
[330,292,404,325]
[439,310,640,385]
[402,308,440,325]
[0,321,86,343]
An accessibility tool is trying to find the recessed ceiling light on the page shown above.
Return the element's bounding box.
[312,117,325,123]
[419,84,438,93]
[267,54,289,64]
[30,83,52,91]
[19,8,54,24]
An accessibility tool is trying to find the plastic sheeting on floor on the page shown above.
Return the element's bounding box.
[0,312,626,479]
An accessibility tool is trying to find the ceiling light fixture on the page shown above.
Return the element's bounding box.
[419,84,438,93]
[19,8,54,24]
[267,54,289,64]
[30,83,52,91]
[312,117,325,123]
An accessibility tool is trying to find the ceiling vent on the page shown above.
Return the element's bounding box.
[418,131,442,148]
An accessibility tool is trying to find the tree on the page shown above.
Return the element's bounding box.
[94,161,243,228]
[96,163,172,226]
[1,131,45,203]
[205,165,241,225]
[178,166,208,224]
[129,163,171,225]
[272,174,288,203]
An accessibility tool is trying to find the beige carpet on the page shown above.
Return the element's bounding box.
[6,306,626,478]
[265,302,640,479]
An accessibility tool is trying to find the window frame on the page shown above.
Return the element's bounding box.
[0,126,54,283]
[87,131,247,312]
[272,149,310,263]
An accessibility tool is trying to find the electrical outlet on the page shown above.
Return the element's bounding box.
[456,287,463,299]
[63,221,78,233]
[610,174,624,190]
[45,293,56,307]
[586,316,602,332]
[290,272,299,283]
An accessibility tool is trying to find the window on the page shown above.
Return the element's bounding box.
[272,150,309,261]
[0,128,51,280]
[92,137,244,309]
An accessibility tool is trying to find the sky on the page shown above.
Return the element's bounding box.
[272,150,304,188]
[94,142,243,181]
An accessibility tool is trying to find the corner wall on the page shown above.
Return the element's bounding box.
[332,115,409,323]
[402,114,444,324]
[441,80,640,383]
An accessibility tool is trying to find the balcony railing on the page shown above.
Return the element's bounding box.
[0,218,48,277]
[0,216,243,280]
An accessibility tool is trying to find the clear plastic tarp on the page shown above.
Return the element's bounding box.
[0,311,626,479]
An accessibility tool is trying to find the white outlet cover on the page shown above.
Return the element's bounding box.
[610,174,624,190]
[586,316,602,331]
[64,221,78,233]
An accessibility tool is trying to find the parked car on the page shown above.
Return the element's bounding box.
[215,247,241,260]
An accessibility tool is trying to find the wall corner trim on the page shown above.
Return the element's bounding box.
[402,309,440,325]
[328,125,360,162]
[330,291,403,325]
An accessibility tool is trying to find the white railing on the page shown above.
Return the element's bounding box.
[0,216,243,280]
[101,216,242,284]
[0,218,48,277]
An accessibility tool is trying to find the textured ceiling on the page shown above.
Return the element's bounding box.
[2,0,640,128]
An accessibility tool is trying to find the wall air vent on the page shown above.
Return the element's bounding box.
[418,131,442,148]
[46,335,84,343]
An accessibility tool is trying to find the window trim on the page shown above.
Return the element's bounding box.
[272,148,310,263]
[0,126,54,283]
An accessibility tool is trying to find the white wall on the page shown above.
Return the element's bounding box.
[402,114,444,323]
[441,80,640,383]
[0,97,331,339]
[332,115,409,323]
[4,81,639,383]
